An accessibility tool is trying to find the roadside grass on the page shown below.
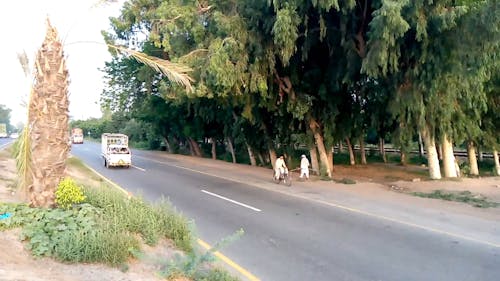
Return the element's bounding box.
[334,178,357,184]
[412,190,499,208]
[0,152,241,281]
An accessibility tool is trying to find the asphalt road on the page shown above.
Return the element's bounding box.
[70,142,500,281]
[0,138,15,150]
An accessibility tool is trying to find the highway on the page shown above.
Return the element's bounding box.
[70,141,500,281]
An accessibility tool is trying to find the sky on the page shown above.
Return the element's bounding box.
[0,0,125,126]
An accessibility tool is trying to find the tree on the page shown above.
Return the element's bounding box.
[24,20,70,207]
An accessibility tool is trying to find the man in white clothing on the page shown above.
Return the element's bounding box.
[300,154,310,180]
[274,155,287,180]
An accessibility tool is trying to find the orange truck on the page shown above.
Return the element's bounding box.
[71,128,84,144]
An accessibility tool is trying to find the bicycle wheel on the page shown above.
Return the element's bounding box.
[284,174,292,186]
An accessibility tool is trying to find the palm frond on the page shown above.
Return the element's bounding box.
[17,51,31,78]
[109,45,194,92]
[14,126,32,199]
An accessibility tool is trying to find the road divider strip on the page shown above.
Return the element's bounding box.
[197,239,261,281]
[77,157,261,281]
[201,190,261,212]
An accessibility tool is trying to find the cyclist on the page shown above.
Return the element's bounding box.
[274,155,288,180]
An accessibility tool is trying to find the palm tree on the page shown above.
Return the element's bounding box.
[16,18,194,208]
[26,19,70,207]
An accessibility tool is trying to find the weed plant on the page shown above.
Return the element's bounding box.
[412,190,499,208]
[83,185,193,252]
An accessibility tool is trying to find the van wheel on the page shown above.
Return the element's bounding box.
[104,159,107,168]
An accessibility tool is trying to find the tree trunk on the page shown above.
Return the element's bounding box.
[257,152,265,166]
[442,134,458,178]
[479,147,484,162]
[163,137,172,153]
[315,133,332,178]
[210,138,217,160]
[246,142,257,166]
[467,141,479,176]
[309,146,320,176]
[188,138,202,157]
[268,144,278,167]
[309,117,332,178]
[400,151,407,166]
[338,142,343,153]
[28,20,70,208]
[346,137,356,166]
[327,145,334,176]
[437,144,443,161]
[493,150,500,176]
[360,138,367,165]
[421,128,441,179]
[379,137,387,163]
[418,132,425,158]
[227,137,236,163]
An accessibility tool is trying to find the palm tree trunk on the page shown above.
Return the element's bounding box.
[467,141,479,176]
[421,127,441,179]
[442,134,458,178]
[28,20,70,207]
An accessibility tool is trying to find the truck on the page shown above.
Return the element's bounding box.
[0,123,7,138]
[101,133,131,168]
[71,128,84,144]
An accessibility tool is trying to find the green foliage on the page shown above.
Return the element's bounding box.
[196,268,241,281]
[158,229,244,280]
[272,3,300,65]
[83,185,194,252]
[55,178,86,209]
[0,183,196,266]
[412,190,499,208]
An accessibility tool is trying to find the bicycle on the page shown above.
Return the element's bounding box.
[273,168,292,186]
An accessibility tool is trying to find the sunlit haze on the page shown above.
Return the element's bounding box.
[0,0,124,126]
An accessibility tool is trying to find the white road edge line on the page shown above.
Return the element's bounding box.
[201,189,261,212]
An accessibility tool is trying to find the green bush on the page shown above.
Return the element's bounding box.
[55,178,86,209]
[83,185,194,253]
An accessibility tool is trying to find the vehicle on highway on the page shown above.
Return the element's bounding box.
[101,133,131,168]
[9,133,19,139]
[71,128,84,144]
